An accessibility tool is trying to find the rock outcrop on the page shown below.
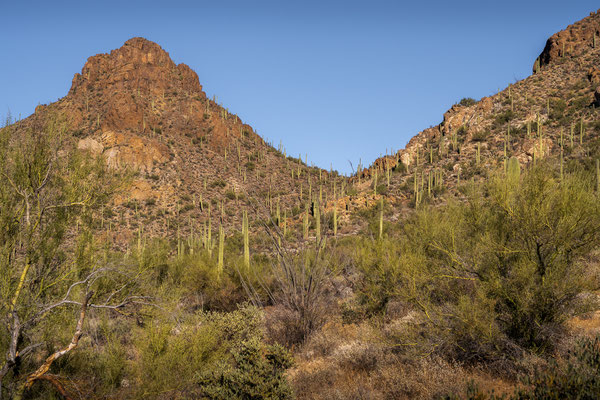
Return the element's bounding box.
[534,9,600,72]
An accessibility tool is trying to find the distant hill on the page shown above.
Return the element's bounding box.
[5,37,345,246]
[364,8,600,213]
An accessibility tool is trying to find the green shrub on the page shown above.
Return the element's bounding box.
[134,305,292,398]
[211,179,227,188]
[549,98,567,122]
[492,110,515,130]
[225,190,237,200]
[458,98,477,107]
[448,335,600,399]
[360,163,600,362]
[471,131,490,142]
[195,338,293,399]
[514,335,600,399]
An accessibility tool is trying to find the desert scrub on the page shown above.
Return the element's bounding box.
[448,335,600,399]
[491,109,515,130]
[458,97,477,107]
[134,304,293,399]
[353,162,600,364]
[211,179,227,188]
[401,163,600,360]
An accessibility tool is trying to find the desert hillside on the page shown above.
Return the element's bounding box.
[2,9,600,400]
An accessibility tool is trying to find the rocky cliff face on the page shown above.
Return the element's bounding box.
[535,9,600,72]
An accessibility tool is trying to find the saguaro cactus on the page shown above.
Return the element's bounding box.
[596,159,600,193]
[217,224,224,274]
[207,219,212,257]
[333,203,337,237]
[315,201,321,244]
[304,203,309,239]
[507,156,521,185]
[560,150,564,181]
[379,197,384,240]
[243,210,250,270]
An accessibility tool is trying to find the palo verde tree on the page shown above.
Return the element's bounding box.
[399,162,600,361]
[0,116,141,399]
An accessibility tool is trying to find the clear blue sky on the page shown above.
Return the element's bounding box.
[1,1,598,174]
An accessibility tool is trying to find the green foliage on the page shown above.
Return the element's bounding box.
[245,161,256,171]
[458,98,477,107]
[514,335,600,399]
[225,189,237,200]
[0,116,134,399]
[492,109,515,130]
[352,237,407,315]
[136,306,274,397]
[548,97,568,122]
[471,130,490,142]
[354,164,600,363]
[448,335,600,399]
[375,184,388,196]
[135,304,293,399]
[196,338,294,399]
[211,179,227,188]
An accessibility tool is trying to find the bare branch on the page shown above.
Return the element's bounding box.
[22,291,93,393]
[34,375,72,400]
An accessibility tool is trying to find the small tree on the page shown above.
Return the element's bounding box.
[398,164,600,360]
[0,118,143,399]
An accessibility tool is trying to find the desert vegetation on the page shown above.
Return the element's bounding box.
[2,114,600,399]
[4,9,600,399]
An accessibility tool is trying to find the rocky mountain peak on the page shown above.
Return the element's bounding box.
[534,9,600,72]
[69,37,204,97]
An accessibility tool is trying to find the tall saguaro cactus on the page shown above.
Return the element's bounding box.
[315,201,321,244]
[243,210,250,270]
[507,156,521,185]
[333,203,337,237]
[596,159,600,193]
[303,203,309,239]
[217,224,225,274]
[379,197,384,240]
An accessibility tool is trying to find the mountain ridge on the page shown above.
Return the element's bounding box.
[6,9,600,245]
[6,37,344,247]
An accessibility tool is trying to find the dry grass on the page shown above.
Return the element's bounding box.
[287,317,516,400]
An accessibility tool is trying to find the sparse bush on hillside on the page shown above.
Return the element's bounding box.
[492,109,515,130]
[549,97,568,122]
[211,179,227,188]
[471,130,490,142]
[458,97,477,107]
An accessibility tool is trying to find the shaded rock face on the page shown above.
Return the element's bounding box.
[588,67,600,84]
[535,9,600,72]
[70,37,203,97]
[68,37,205,132]
[595,87,600,106]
